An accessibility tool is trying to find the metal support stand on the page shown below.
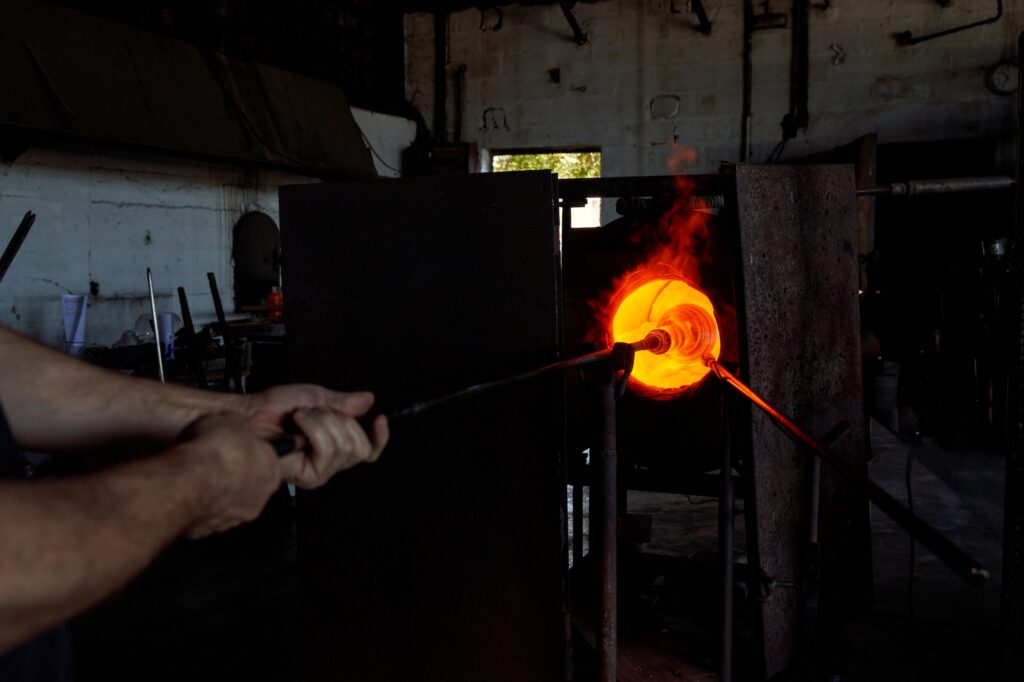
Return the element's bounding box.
[572,479,583,569]
[719,392,735,682]
[593,343,634,682]
[595,365,617,682]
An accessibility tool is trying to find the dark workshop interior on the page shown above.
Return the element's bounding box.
[0,0,1022,680]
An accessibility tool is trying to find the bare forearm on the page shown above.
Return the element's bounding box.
[0,326,242,452]
[0,447,212,652]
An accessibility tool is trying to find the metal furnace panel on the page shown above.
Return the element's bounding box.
[280,172,567,682]
[733,164,869,678]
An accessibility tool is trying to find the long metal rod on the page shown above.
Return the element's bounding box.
[177,286,207,386]
[207,272,240,392]
[856,175,1015,197]
[0,211,36,285]
[389,349,613,422]
[146,267,165,383]
[704,357,988,586]
[389,334,663,423]
[562,175,1013,212]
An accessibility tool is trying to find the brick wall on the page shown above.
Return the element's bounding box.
[405,0,1023,176]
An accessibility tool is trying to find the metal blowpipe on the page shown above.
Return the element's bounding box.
[267,323,986,588]
[268,330,669,455]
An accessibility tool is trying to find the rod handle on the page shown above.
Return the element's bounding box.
[270,436,302,457]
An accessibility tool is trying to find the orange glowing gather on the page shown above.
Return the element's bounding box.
[606,268,721,399]
[592,143,725,398]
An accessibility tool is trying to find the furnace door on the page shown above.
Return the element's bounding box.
[280,171,567,682]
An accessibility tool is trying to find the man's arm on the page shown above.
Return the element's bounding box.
[0,325,241,453]
[0,414,281,654]
[0,326,389,483]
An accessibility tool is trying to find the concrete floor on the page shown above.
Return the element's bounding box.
[841,423,1004,681]
[569,419,1006,680]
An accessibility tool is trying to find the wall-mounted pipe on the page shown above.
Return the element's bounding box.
[740,0,753,162]
[781,0,810,141]
[856,175,1015,196]
[897,0,1002,45]
[433,6,448,143]
[559,1,588,45]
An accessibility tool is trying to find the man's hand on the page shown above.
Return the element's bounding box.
[173,414,283,539]
[241,385,389,489]
[279,409,387,488]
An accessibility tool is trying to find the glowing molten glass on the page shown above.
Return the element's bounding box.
[607,270,721,399]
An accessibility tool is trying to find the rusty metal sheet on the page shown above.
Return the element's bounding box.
[280,171,567,682]
[732,164,869,678]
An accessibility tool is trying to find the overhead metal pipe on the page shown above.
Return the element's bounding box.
[857,175,1015,197]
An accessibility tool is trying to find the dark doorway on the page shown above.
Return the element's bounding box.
[232,211,280,310]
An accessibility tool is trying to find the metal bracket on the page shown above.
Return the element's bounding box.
[897,0,1003,45]
[558,1,588,45]
[671,0,712,35]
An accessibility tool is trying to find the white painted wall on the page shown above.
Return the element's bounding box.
[352,107,418,177]
[0,144,313,349]
[0,105,416,350]
[406,1,1024,176]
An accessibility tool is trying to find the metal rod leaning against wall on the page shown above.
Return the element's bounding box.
[703,356,988,587]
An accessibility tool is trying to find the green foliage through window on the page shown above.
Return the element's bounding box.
[492,151,601,179]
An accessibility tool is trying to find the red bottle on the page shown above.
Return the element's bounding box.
[267,286,283,319]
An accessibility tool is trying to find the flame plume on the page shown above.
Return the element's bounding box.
[595,147,722,399]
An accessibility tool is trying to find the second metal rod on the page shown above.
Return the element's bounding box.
[704,357,988,586]
[147,268,165,384]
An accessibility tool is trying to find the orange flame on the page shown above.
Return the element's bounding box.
[595,146,721,399]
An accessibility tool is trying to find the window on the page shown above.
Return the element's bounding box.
[490,151,602,228]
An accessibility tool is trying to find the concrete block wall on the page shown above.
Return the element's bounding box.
[0,107,415,348]
[405,0,1024,176]
[352,107,418,178]
[0,144,312,350]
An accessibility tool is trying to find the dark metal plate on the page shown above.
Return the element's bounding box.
[280,171,568,682]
